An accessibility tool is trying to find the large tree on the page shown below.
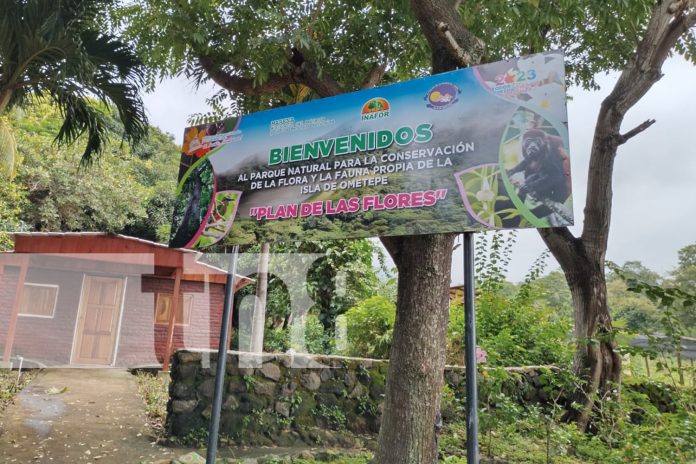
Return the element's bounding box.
[5,101,178,238]
[0,0,148,172]
[116,0,696,459]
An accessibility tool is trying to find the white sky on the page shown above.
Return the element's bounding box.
[143,56,696,283]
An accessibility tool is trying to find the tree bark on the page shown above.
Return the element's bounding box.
[375,233,456,464]
[373,3,483,462]
[540,229,621,430]
[540,0,696,431]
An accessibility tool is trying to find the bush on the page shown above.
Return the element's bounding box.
[289,314,333,354]
[342,296,395,359]
[448,296,572,367]
[477,293,572,367]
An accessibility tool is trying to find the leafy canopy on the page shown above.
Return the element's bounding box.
[6,102,178,239]
[0,0,148,164]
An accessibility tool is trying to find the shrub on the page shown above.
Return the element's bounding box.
[289,313,333,354]
[342,296,395,359]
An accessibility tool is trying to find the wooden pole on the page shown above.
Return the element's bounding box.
[250,242,270,353]
[644,355,651,378]
[677,352,684,386]
[2,256,29,368]
[162,268,182,372]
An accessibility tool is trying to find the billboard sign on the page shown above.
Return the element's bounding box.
[169,51,572,248]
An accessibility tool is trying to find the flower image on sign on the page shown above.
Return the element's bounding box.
[169,51,572,248]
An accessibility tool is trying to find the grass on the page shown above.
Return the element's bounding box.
[134,371,170,436]
[623,352,696,387]
[0,368,37,413]
[129,361,696,463]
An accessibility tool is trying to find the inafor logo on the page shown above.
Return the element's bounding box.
[425,82,460,110]
[361,97,390,121]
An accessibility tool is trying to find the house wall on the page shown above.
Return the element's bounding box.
[0,266,19,356]
[0,267,83,365]
[1,265,227,367]
[115,276,226,367]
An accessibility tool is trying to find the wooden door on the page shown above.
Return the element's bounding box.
[72,276,124,365]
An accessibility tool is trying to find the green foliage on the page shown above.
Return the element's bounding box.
[232,238,385,350]
[530,270,573,320]
[0,177,27,250]
[475,295,572,367]
[5,103,177,239]
[672,242,696,329]
[134,372,169,436]
[609,261,696,386]
[263,327,290,353]
[113,0,428,97]
[1,369,37,412]
[342,296,395,359]
[440,367,696,463]
[0,0,148,163]
[315,403,347,430]
[289,313,333,354]
[242,374,257,393]
[356,395,379,417]
[460,231,573,367]
[457,0,696,90]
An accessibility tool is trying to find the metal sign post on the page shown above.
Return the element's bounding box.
[206,245,240,464]
[463,232,479,464]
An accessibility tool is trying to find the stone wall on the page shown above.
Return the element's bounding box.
[167,350,558,447]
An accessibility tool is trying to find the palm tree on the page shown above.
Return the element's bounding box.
[0,0,147,176]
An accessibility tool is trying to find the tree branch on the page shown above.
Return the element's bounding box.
[580,0,696,252]
[198,52,345,98]
[294,60,345,97]
[360,63,387,89]
[198,55,292,95]
[380,236,403,268]
[409,0,485,72]
[539,227,583,273]
[618,119,656,145]
[435,22,474,67]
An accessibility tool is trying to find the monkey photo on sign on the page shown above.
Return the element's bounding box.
[506,128,572,223]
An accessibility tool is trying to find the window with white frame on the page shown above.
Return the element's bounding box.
[18,283,59,318]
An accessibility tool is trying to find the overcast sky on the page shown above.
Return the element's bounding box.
[143,56,696,283]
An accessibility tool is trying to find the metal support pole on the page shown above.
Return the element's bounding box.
[463,232,479,464]
[206,245,240,464]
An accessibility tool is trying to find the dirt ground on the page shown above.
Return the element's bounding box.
[0,369,189,463]
[0,369,351,463]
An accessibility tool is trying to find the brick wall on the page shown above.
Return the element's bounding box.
[0,265,227,367]
[116,276,226,367]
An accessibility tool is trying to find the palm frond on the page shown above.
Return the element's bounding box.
[0,0,147,164]
[51,87,108,166]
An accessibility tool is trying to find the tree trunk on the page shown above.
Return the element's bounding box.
[565,253,621,430]
[375,233,455,464]
[372,4,483,462]
[540,228,622,431]
[250,242,270,353]
[540,0,696,430]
